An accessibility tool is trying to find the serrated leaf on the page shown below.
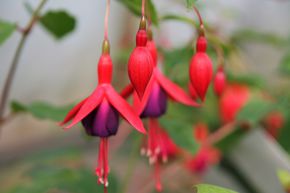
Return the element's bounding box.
[237,98,273,125]
[277,170,290,189]
[0,20,16,45]
[11,101,74,121]
[118,0,158,26]
[160,117,199,154]
[194,184,238,193]
[40,10,76,39]
[279,52,290,76]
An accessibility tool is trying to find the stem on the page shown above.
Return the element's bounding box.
[104,0,110,40]
[0,0,48,136]
[193,6,205,36]
[120,135,142,193]
[214,44,225,67]
[205,122,236,146]
[142,0,146,16]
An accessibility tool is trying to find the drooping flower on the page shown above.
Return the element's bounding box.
[140,118,179,192]
[219,84,250,123]
[61,40,146,189]
[128,16,154,99]
[213,65,226,97]
[264,111,284,138]
[186,123,220,174]
[189,36,213,101]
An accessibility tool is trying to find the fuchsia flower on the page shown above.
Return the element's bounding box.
[140,118,179,192]
[128,16,154,99]
[186,123,220,174]
[134,39,199,117]
[61,40,146,189]
[264,111,284,139]
[213,65,226,97]
[189,36,213,101]
[219,84,250,123]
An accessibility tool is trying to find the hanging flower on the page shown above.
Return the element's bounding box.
[219,84,250,123]
[213,65,226,97]
[186,123,220,174]
[264,111,284,139]
[61,40,146,189]
[140,118,179,192]
[128,16,154,99]
[189,36,213,102]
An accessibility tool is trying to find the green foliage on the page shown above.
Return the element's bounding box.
[279,52,290,76]
[237,98,273,126]
[227,72,264,88]
[0,19,16,45]
[40,10,76,39]
[160,103,199,154]
[118,0,158,26]
[277,170,290,190]
[215,126,246,153]
[11,100,74,121]
[194,184,238,193]
[231,29,287,47]
[4,147,118,193]
[161,14,196,26]
[186,0,197,8]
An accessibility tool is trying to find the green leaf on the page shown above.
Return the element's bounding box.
[161,14,196,26]
[194,184,238,193]
[118,0,158,26]
[11,101,74,121]
[160,116,199,154]
[227,72,264,88]
[231,29,287,47]
[0,19,16,45]
[236,98,273,126]
[277,170,290,190]
[279,52,290,76]
[186,0,197,8]
[40,10,76,39]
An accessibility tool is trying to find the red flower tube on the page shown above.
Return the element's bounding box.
[213,65,226,97]
[189,7,213,101]
[128,16,154,99]
[61,40,146,189]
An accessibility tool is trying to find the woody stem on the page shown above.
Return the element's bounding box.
[142,0,146,16]
[0,0,48,138]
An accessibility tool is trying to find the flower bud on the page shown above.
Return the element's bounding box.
[213,66,226,97]
[189,37,213,101]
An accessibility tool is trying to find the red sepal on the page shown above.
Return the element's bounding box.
[65,86,105,129]
[155,69,199,107]
[60,97,87,126]
[105,84,147,134]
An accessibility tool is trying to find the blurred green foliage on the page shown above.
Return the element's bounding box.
[0,20,16,45]
[194,184,238,193]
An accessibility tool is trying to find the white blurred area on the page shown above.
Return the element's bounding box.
[0,0,290,153]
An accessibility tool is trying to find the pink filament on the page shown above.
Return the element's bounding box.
[96,138,110,189]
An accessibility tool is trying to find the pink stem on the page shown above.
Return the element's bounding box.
[193,6,203,27]
[104,0,110,40]
[142,0,146,16]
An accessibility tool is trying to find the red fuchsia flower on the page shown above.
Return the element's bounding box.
[264,111,284,139]
[213,65,226,97]
[189,7,213,102]
[61,40,146,189]
[140,118,179,192]
[128,16,154,99]
[189,36,213,102]
[186,123,220,174]
[219,84,250,124]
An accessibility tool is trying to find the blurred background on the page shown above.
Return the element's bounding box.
[1,0,290,193]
